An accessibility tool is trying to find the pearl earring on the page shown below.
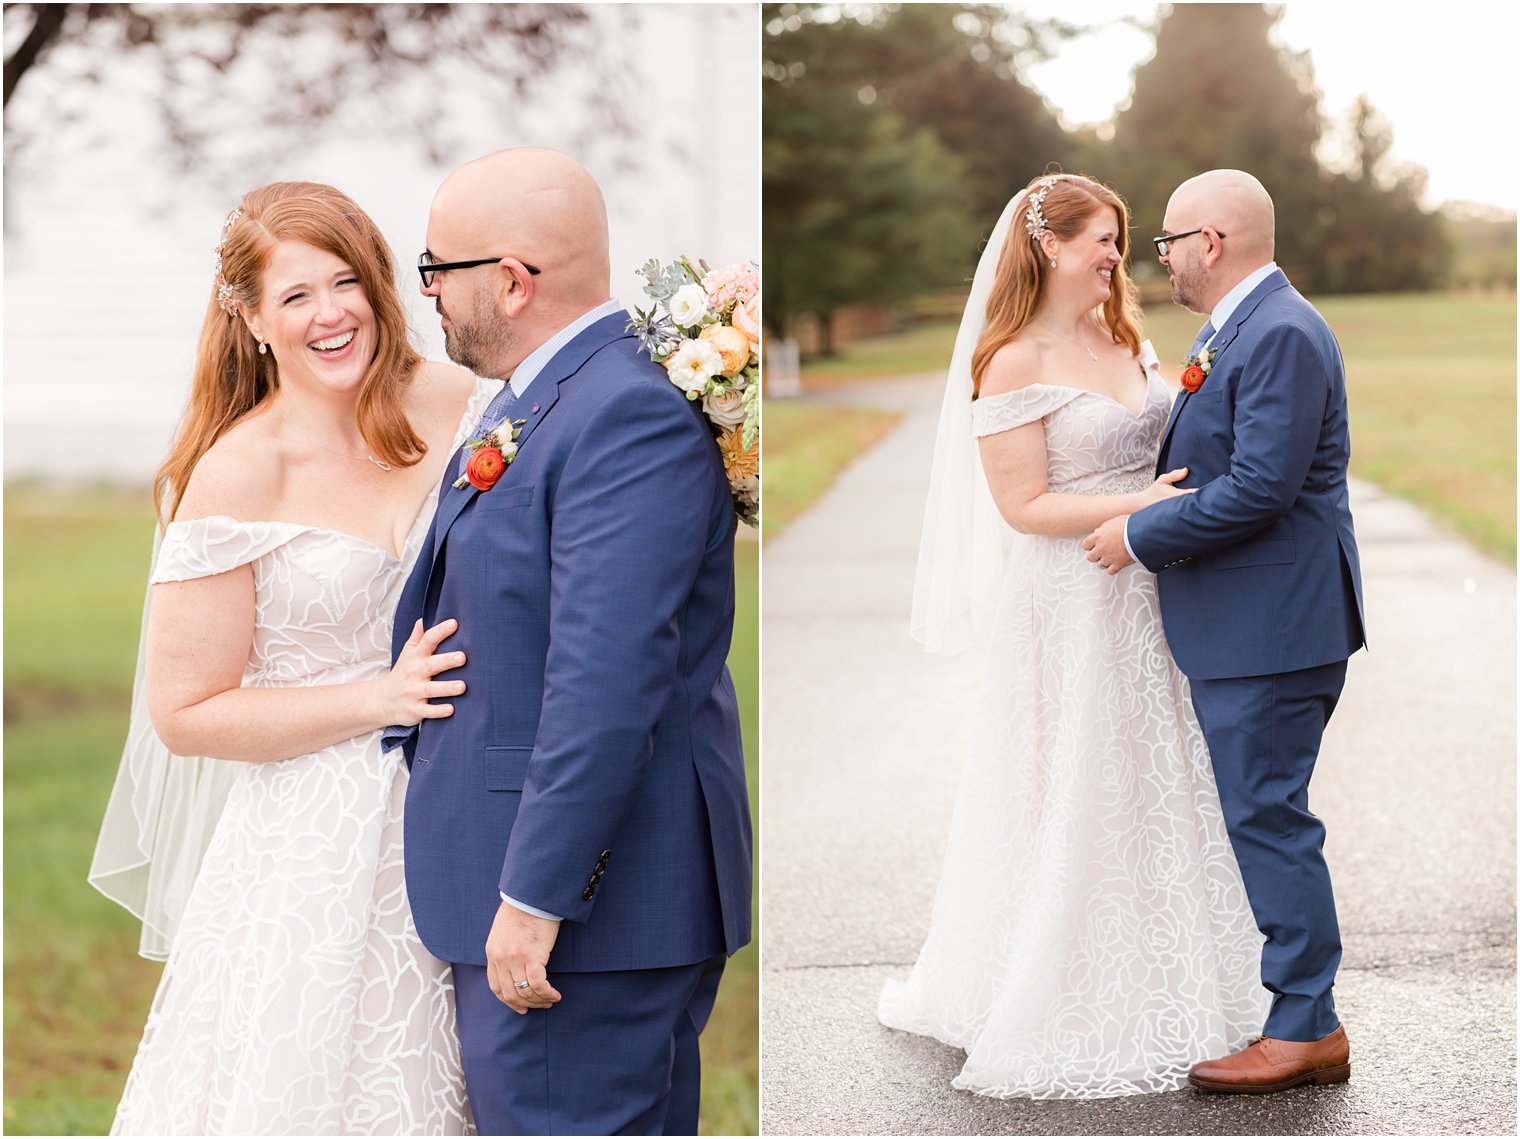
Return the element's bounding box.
[258,337,267,356]
[1050,257,1057,268]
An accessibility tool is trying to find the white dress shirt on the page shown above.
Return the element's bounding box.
[502,296,628,400]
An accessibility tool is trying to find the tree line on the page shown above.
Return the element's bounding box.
[763,3,1501,348]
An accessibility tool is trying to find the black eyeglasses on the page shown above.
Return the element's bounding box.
[1151,229,1225,258]
[417,251,542,288]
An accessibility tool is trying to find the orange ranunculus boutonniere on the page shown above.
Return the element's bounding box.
[465,447,506,492]
[1180,344,1217,393]
[453,417,526,492]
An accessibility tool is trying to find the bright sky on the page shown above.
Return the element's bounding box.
[1017,1,1519,211]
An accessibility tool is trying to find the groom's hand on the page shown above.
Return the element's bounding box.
[1083,517,1134,575]
[485,901,563,1014]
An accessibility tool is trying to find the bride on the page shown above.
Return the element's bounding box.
[89,181,491,1133]
[879,173,1268,1098]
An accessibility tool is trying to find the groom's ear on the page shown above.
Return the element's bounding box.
[1202,226,1226,266]
[496,258,535,318]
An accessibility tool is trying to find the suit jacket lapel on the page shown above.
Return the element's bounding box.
[1156,269,1291,465]
[423,311,636,579]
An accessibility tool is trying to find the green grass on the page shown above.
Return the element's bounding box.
[2,487,759,1136]
[701,533,759,1136]
[800,320,963,384]
[782,291,1517,561]
[761,402,903,537]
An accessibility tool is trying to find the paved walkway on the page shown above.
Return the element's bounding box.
[761,374,1516,1136]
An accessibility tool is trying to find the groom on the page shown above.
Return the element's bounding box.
[385,148,752,1133]
[1083,169,1366,1093]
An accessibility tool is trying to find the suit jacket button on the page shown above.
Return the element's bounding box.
[582,887,595,901]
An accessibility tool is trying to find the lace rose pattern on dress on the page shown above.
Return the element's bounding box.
[110,380,497,1135]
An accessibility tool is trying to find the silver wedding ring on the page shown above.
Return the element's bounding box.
[514,980,531,991]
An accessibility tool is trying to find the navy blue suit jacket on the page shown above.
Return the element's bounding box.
[392,312,752,972]
[1127,270,1366,680]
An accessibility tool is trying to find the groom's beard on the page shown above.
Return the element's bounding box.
[439,288,516,377]
[1168,259,1207,314]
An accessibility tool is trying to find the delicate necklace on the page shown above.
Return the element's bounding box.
[1034,318,1098,362]
[280,411,393,471]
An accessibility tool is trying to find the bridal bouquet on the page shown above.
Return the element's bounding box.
[629,257,760,527]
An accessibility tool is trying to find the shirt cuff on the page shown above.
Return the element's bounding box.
[500,892,563,922]
[1122,517,1142,566]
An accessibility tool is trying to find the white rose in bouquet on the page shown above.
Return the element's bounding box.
[668,283,710,329]
[664,338,724,395]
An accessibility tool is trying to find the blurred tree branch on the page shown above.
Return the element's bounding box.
[4,3,648,201]
[2,0,64,106]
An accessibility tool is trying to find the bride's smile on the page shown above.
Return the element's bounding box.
[246,240,377,396]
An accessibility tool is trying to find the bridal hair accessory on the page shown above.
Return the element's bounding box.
[213,206,244,316]
[1024,177,1060,242]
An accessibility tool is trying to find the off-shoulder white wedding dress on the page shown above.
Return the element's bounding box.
[109,381,495,1135]
[879,360,1270,1098]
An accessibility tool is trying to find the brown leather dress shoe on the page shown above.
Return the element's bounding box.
[1188,1025,1350,1093]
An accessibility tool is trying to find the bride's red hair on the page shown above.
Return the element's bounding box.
[971,174,1143,398]
[156,181,424,524]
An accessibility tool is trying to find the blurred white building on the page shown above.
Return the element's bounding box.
[3,4,760,483]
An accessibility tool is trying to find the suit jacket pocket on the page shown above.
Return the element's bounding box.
[484,745,533,791]
[1213,537,1295,570]
[474,483,535,511]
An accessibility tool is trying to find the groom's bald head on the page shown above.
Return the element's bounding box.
[1162,169,1277,314]
[1166,170,1275,264]
[424,148,613,376]
[430,148,612,305]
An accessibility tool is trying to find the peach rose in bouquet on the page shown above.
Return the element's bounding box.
[731,294,760,359]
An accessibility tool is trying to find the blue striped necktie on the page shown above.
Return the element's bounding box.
[1190,321,1216,358]
[456,382,519,481]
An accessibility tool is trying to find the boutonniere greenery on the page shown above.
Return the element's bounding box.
[453,418,527,492]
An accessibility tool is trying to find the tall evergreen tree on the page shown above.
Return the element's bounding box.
[851,4,1078,225]
[1108,4,1328,283]
[763,8,974,347]
[762,3,1073,346]
[1317,96,1448,292]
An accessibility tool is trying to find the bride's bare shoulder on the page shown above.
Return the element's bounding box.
[978,335,1049,400]
[172,410,283,524]
[405,361,486,442]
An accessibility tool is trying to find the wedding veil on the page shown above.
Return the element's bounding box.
[88,525,237,961]
[909,189,1027,655]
